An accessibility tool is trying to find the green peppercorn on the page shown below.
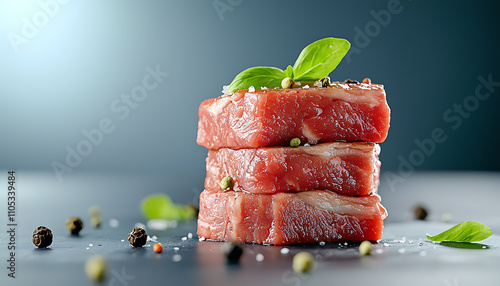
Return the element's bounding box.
[220,176,234,190]
[359,240,373,256]
[88,206,101,218]
[290,138,301,147]
[32,226,53,248]
[293,251,315,273]
[85,255,107,282]
[281,77,295,89]
[66,217,83,235]
[128,227,147,247]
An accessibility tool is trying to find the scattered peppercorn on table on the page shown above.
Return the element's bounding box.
[0,171,499,286]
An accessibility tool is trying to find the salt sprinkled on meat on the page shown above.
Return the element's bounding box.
[199,236,206,241]
[261,86,268,90]
[303,85,310,89]
[172,254,182,262]
[304,143,311,147]
[248,86,255,93]
[280,248,289,254]
[222,85,229,94]
[256,253,264,262]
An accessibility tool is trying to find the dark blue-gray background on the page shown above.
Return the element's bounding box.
[1,0,499,183]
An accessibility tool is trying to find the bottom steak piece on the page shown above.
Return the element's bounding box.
[197,188,387,245]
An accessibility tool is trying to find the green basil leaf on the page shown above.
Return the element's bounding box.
[284,65,294,78]
[426,221,492,242]
[228,66,285,93]
[292,37,350,81]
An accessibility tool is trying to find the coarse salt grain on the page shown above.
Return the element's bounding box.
[319,241,325,246]
[222,85,229,94]
[304,143,311,147]
[303,85,310,89]
[280,248,290,255]
[174,247,179,251]
[199,237,206,241]
[248,86,255,93]
[181,236,187,241]
[109,219,119,228]
[86,247,90,250]
[187,233,193,239]
[261,86,268,90]
[121,239,125,242]
[172,254,182,262]
[89,243,93,247]
[134,222,146,229]
[256,253,264,262]
[147,219,170,231]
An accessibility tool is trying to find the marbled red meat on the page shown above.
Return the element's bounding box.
[197,188,387,245]
[197,82,390,150]
[205,142,380,196]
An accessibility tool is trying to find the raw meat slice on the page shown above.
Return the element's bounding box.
[205,142,381,196]
[197,82,390,150]
[197,188,387,245]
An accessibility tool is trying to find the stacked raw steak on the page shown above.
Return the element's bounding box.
[197,79,390,245]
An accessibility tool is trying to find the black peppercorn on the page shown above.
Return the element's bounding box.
[222,241,243,263]
[128,227,147,247]
[66,217,83,235]
[344,79,359,84]
[414,205,428,220]
[33,226,53,248]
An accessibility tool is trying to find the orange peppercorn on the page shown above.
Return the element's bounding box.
[153,243,163,253]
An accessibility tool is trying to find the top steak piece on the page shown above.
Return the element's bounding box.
[197,81,390,150]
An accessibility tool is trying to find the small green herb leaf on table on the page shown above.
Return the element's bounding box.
[426,221,492,243]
